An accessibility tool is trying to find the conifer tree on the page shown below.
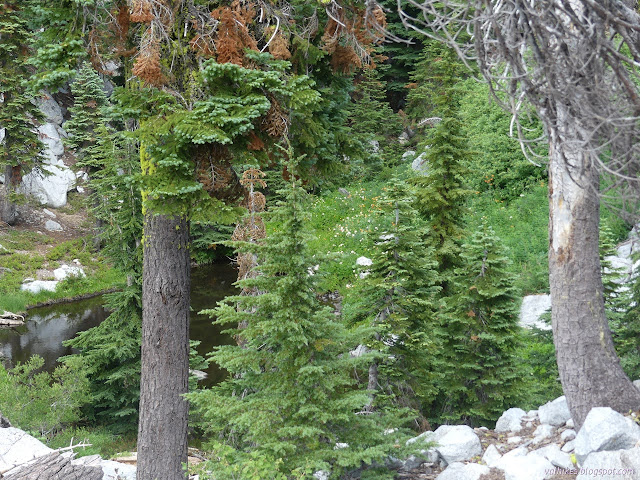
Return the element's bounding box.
[600,225,640,380]
[409,42,472,294]
[348,67,402,140]
[346,177,440,419]
[0,2,43,224]
[62,122,143,431]
[65,62,109,166]
[433,223,526,426]
[188,162,409,478]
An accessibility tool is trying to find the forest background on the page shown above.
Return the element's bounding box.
[1,0,640,479]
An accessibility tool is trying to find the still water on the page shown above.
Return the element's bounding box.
[0,262,238,386]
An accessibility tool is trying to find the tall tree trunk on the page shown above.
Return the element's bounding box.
[137,212,190,480]
[549,105,640,429]
[0,165,17,225]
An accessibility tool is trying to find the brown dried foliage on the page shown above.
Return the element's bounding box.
[262,97,288,138]
[247,131,265,151]
[130,0,153,23]
[211,0,258,65]
[132,38,165,86]
[321,6,387,73]
[268,30,291,60]
[194,144,244,203]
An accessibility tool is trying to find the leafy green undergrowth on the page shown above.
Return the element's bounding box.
[303,180,390,292]
[467,182,549,295]
[0,233,126,312]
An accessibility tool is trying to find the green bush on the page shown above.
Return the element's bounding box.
[0,355,89,439]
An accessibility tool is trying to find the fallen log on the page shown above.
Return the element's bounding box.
[2,452,102,480]
[0,312,24,327]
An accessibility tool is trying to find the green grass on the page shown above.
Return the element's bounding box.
[467,182,550,295]
[303,180,390,292]
[0,234,126,313]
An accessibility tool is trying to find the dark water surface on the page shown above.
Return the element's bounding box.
[0,262,238,386]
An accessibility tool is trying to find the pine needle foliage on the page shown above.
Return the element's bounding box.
[601,225,640,380]
[62,115,144,432]
[65,62,109,166]
[0,2,44,192]
[432,223,527,426]
[345,177,441,418]
[188,162,410,479]
[409,42,473,294]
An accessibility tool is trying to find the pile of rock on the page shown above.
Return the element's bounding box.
[398,395,640,480]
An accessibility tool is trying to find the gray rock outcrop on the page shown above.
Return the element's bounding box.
[436,461,489,480]
[495,408,526,433]
[576,447,640,480]
[538,395,571,426]
[574,407,640,465]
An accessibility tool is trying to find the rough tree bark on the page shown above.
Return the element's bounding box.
[0,164,17,225]
[549,104,640,428]
[137,212,190,480]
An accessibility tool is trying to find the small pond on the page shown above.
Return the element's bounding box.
[0,262,238,387]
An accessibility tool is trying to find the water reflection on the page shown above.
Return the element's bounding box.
[0,262,238,387]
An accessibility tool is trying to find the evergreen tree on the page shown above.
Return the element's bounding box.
[188,163,409,479]
[0,2,44,224]
[62,120,143,431]
[433,223,527,426]
[64,62,109,166]
[345,177,440,421]
[600,225,640,380]
[348,67,402,140]
[409,42,473,294]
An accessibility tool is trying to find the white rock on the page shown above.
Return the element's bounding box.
[497,452,554,480]
[519,294,552,330]
[350,344,369,358]
[21,280,58,294]
[561,429,576,441]
[482,444,502,467]
[574,407,640,465]
[402,150,416,160]
[32,92,64,125]
[561,440,575,453]
[533,424,555,441]
[508,436,523,444]
[496,408,527,433]
[38,123,65,158]
[530,443,574,470]
[22,163,76,208]
[54,264,86,281]
[576,447,640,480]
[313,471,330,480]
[502,447,528,460]
[406,430,435,446]
[45,220,63,231]
[42,208,56,218]
[411,151,428,174]
[432,425,482,466]
[539,396,572,426]
[356,256,373,267]
[100,459,137,480]
[19,123,76,208]
[436,462,489,480]
[527,410,539,418]
[0,427,53,472]
[526,422,533,428]
[565,418,575,428]
[77,185,85,194]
